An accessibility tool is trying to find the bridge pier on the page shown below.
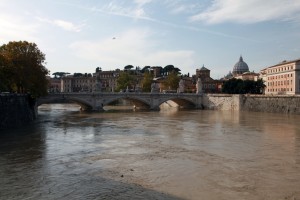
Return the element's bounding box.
[150,106,160,111]
[92,105,104,112]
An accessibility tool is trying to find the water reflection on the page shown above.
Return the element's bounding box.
[0,104,300,200]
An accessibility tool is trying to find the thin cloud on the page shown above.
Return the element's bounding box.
[163,0,203,15]
[53,20,82,32]
[134,0,153,7]
[60,1,258,42]
[69,28,195,71]
[37,17,83,32]
[0,13,39,43]
[190,0,300,24]
[98,1,150,20]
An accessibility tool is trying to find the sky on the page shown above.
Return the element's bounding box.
[1,0,300,79]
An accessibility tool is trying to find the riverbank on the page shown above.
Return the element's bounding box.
[0,94,37,130]
[241,94,300,114]
[202,94,300,114]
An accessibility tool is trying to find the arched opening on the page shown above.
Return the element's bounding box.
[159,98,196,111]
[104,97,151,111]
[37,97,93,111]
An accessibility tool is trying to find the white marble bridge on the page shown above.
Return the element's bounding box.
[37,92,204,111]
[37,92,240,111]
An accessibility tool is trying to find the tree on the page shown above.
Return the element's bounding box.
[222,78,265,94]
[141,71,153,92]
[163,65,175,76]
[124,65,134,70]
[0,41,49,97]
[74,73,83,77]
[116,71,135,91]
[164,71,180,90]
[141,66,151,73]
[52,72,70,78]
[95,67,102,72]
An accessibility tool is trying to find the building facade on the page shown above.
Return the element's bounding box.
[232,56,249,76]
[47,76,61,93]
[94,70,119,92]
[195,66,222,93]
[61,75,97,92]
[261,59,300,95]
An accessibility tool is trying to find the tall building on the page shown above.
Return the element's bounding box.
[61,75,96,92]
[94,70,119,92]
[233,56,249,76]
[231,56,259,81]
[47,76,61,93]
[261,58,300,95]
[195,66,222,93]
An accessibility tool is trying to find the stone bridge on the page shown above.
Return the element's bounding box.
[37,92,241,111]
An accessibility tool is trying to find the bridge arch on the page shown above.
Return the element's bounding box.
[104,96,151,110]
[38,93,204,112]
[37,95,94,110]
[155,97,196,110]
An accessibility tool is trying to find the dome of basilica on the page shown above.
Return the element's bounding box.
[233,56,249,76]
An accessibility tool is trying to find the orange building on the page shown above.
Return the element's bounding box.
[261,58,300,95]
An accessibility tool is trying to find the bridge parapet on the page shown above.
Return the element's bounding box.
[38,92,204,111]
[38,92,240,111]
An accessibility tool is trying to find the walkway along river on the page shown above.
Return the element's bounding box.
[0,104,300,199]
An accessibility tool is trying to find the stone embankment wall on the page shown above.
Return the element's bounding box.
[202,94,241,111]
[241,95,300,114]
[203,94,300,114]
[0,94,37,130]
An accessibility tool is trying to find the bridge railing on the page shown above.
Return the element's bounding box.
[49,92,201,96]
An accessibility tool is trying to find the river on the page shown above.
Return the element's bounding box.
[0,104,300,200]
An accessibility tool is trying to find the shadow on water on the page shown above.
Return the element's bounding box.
[0,172,184,199]
[0,124,46,162]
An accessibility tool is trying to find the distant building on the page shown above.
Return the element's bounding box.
[182,77,196,93]
[94,70,119,92]
[234,71,259,81]
[261,58,300,95]
[47,76,61,93]
[151,66,163,78]
[233,56,249,76]
[194,66,222,93]
[224,56,259,81]
[61,75,96,92]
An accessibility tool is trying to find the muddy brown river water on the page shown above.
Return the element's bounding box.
[1,104,300,200]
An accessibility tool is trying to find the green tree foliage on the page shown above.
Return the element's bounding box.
[0,41,49,97]
[95,67,102,72]
[164,71,180,90]
[52,72,70,78]
[124,65,134,70]
[116,71,135,91]
[222,78,265,94]
[163,65,174,76]
[141,71,153,92]
[141,66,151,73]
[73,73,83,77]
